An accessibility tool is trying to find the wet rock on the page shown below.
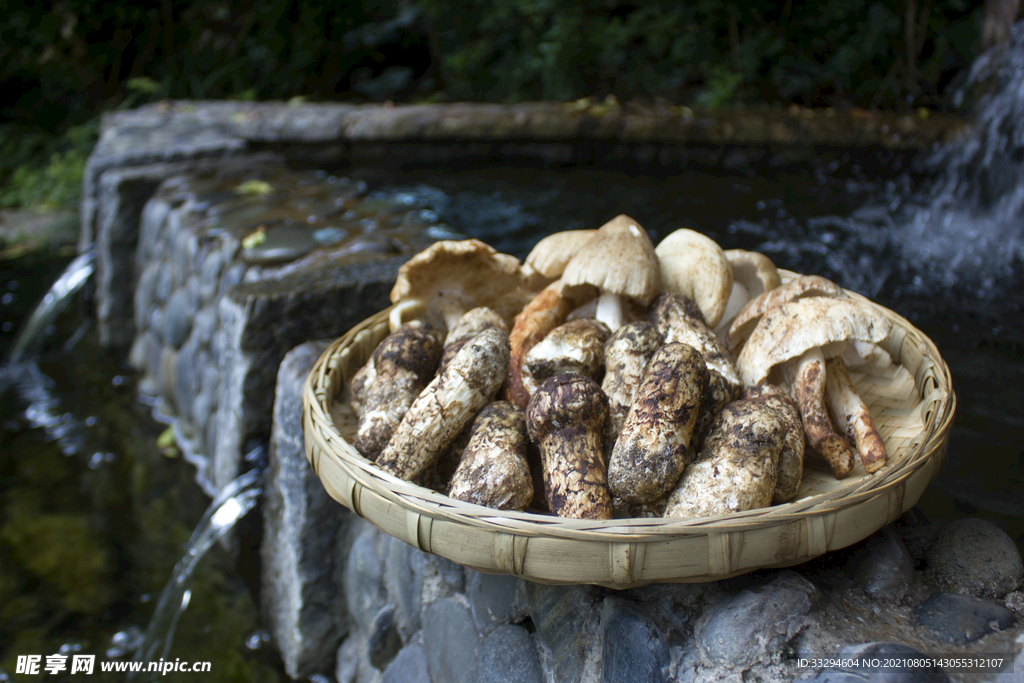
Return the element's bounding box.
[261,340,350,679]
[466,570,524,634]
[193,304,218,346]
[172,337,199,421]
[477,624,544,683]
[923,518,1023,600]
[1006,590,1024,615]
[422,596,481,683]
[915,592,1014,644]
[212,256,403,491]
[600,597,670,683]
[163,288,194,348]
[199,248,224,303]
[367,604,402,670]
[891,508,939,564]
[846,527,915,602]
[335,636,361,683]
[526,582,604,683]
[242,224,320,265]
[695,571,817,669]
[381,641,431,683]
[805,642,950,682]
[346,523,389,634]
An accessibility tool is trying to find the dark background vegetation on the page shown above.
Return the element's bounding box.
[0,0,987,209]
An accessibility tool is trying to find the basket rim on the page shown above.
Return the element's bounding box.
[302,270,956,544]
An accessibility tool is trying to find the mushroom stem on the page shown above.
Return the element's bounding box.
[595,291,626,331]
[824,356,888,473]
[505,281,580,409]
[785,347,856,479]
[526,374,612,519]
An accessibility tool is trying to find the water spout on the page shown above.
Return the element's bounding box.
[128,458,264,679]
[3,250,95,366]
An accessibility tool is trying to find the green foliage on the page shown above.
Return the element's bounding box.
[0,121,96,210]
[0,0,987,210]
[419,0,981,107]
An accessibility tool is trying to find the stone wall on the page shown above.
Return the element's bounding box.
[123,160,447,493]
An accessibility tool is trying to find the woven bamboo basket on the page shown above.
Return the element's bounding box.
[302,271,955,587]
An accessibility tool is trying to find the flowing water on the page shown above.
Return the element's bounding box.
[3,28,1024,681]
[129,463,263,680]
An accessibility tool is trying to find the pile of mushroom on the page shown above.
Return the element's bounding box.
[346,215,895,521]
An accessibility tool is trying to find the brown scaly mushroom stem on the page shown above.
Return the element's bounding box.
[785,348,856,479]
[353,321,444,459]
[526,374,612,520]
[608,342,708,507]
[663,398,784,519]
[377,328,509,482]
[601,321,662,446]
[440,306,508,370]
[524,318,611,385]
[742,384,805,504]
[824,356,888,473]
[448,401,533,511]
[504,281,581,409]
[647,292,743,395]
[349,361,375,417]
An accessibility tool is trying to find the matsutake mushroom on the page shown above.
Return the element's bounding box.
[601,320,662,445]
[504,281,586,409]
[741,384,805,503]
[607,342,708,507]
[521,229,597,291]
[526,374,613,519]
[524,318,611,388]
[663,397,785,519]
[655,228,733,329]
[714,249,782,339]
[388,239,530,334]
[377,328,510,482]
[727,274,846,356]
[560,215,661,332]
[440,306,508,370]
[736,296,892,478]
[447,401,533,511]
[352,320,444,459]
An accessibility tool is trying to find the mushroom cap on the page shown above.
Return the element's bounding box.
[736,296,892,387]
[727,274,846,355]
[559,215,660,305]
[724,249,781,299]
[390,239,529,330]
[656,229,733,328]
[525,229,598,279]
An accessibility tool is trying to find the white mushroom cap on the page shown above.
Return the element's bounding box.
[559,215,659,330]
[714,249,779,339]
[736,296,892,387]
[522,229,597,290]
[724,249,782,299]
[655,229,733,328]
[727,274,847,356]
[390,239,529,332]
[561,216,659,303]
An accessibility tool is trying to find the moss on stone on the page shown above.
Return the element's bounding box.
[0,512,113,614]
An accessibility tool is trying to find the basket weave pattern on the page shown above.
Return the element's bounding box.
[302,272,955,587]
